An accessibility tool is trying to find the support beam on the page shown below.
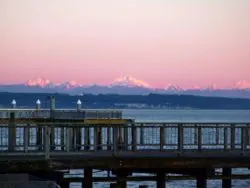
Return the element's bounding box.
[8,112,16,151]
[222,168,232,188]
[196,174,207,188]
[156,172,165,188]
[75,127,82,150]
[83,168,93,188]
[59,181,70,188]
[36,126,43,151]
[110,183,116,188]
[112,170,130,188]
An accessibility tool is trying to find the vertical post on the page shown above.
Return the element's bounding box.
[194,125,198,145]
[224,127,228,150]
[75,127,82,150]
[61,127,65,150]
[216,124,219,145]
[94,127,98,151]
[222,168,232,188]
[124,125,128,150]
[160,126,165,151]
[66,127,73,152]
[140,124,144,145]
[36,125,43,151]
[107,126,112,150]
[50,96,56,111]
[109,183,116,188]
[84,127,90,151]
[178,124,183,155]
[118,126,124,150]
[156,172,165,188]
[83,168,93,188]
[116,171,128,188]
[8,112,16,152]
[230,124,235,149]
[59,181,70,188]
[50,96,56,151]
[247,124,250,145]
[198,126,202,151]
[113,126,118,154]
[241,127,247,154]
[24,125,29,153]
[196,174,207,188]
[131,123,137,151]
[96,127,102,150]
[50,126,55,151]
[44,126,50,159]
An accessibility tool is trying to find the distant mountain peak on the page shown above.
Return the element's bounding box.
[25,77,51,88]
[111,75,152,88]
[165,83,182,91]
[234,80,250,89]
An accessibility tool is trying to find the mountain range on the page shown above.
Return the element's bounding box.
[0,76,250,99]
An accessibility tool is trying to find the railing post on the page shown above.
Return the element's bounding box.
[84,127,90,151]
[198,126,202,151]
[44,126,50,159]
[75,127,82,150]
[131,123,137,151]
[8,112,16,152]
[61,127,65,151]
[224,127,228,150]
[24,125,29,153]
[94,127,98,151]
[107,126,112,150]
[36,125,43,151]
[113,126,118,154]
[241,127,247,155]
[230,124,235,149]
[124,125,128,150]
[178,124,183,155]
[140,124,144,145]
[247,124,250,145]
[160,126,165,151]
[66,127,72,152]
[216,124,220,145]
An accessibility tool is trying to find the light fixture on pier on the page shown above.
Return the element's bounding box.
[11,99,16,109]
[77,99,82,111]
[36,99,41,110]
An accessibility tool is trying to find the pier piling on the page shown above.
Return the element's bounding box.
[156,172,165,188]
[222,168,232,188]
[83,168,93,188]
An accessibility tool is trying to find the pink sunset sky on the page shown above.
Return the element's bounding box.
[0,0,250,89]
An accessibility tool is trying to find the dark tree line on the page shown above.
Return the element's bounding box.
[0,92,250,109]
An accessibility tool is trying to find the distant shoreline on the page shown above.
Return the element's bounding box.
[1,92,250,110]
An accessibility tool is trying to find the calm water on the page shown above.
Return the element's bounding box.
[70,109,250,188]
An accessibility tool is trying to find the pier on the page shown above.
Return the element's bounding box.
[0,98,250,187]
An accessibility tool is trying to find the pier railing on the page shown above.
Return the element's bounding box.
[1,122,250,158]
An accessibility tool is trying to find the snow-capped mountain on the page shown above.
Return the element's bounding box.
[164,84,182,92]
[1,76,250,99]
[26,78,51,88]
[234,80,250,89]
[25,78,81,89]
[111,76,152,88]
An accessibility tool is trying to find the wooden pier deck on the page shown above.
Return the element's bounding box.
[0,109,250,187]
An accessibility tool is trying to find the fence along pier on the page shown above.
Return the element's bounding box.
[0,97,250,187]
